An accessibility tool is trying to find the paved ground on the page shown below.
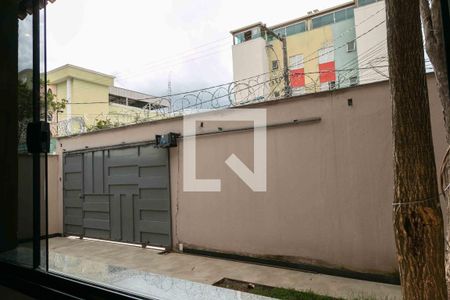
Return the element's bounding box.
[49,237,401,300]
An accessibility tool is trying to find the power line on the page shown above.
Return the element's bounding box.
[121,8,387,81]
[116,36,230,77]
[54,16,388,97]
[117,45,232,81]
[301,6,387,62]
[60,65,391,107]
[49,18,394,114]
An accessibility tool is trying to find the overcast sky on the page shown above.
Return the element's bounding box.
[47,0,350,96]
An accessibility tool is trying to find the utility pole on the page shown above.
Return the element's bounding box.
[261,25,291,98]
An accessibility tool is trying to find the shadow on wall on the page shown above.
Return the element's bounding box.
[18,154,60,241]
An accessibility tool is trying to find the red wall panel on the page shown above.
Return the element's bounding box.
[319,61,336,83]
[290,68,305,87]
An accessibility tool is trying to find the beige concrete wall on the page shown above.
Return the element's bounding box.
[354,1,389,84]
[47,155,61,235]
[18,155,60,240]
[232,37,270,103]
[54,76,446,275]
[71,78,110,125]
[232,37,269,82]
[17,155,33,240]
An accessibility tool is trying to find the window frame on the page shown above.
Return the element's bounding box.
[272,60,279,70]
[347,40,356,52]
[358,0,378,7]
[285,22,306,37]
[289,54,304,70]
[1,1,151,298]
[311,7,355,30]
[0,260,152,299]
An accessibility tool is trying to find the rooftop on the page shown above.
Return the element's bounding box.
[109,86,171,107]
[48,64,115,80]
[230,1,355,35]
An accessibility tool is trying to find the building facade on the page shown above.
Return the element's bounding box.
[230,0,387,100]
[47,64,169,136]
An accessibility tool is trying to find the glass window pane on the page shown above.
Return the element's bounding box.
[334,10,346,22]
[274,28,286,38]
[358,0,377,6]
[251,27,261,39]
[312,13,334,29]
[289,54,304,69]
[234,33,245,44]
[286,22,305,36]
[40,5,48,272]
[346,8,354,18]
[0,5,34,268]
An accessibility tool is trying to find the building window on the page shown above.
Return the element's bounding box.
[269,22,307,41]
[319,46,335,64]
[244,30,252,41]
[335,8,354,22]
[286,22,306,36]
[358,0,378,7]
[234,32,245,45]
[312,8,355,29]
[347,40,356,52]
[350,76,358,86]
[334,10,347,23]
[320,81,336,91]
[272,60,279,70]
[233,27,262,44]
[289,55,305,88]
[346,8,355,18]
[319,46,336,85]
[289,54,304,70]
[312,13,335,29]
[320,82,330,91]
[329,81,336,90]
[274,28,286,38]
[292,87,306,96]
[268,28,285,41]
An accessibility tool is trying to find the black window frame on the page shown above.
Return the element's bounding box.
[0,1,154,298]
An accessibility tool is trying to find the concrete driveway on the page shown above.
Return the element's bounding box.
[49,237,401,300]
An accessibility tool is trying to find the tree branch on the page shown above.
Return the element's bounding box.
[430,0,444,50]
[420,0,438,57]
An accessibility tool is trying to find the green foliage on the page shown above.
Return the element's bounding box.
[87,118,125,132]
[250,287,378,300]
[251,287,342,300]
[17,78,67,122]
[48,88,67,114]
[17,78,67,142]
[93,119,113,130]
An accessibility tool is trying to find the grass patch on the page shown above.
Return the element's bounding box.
[214,278,342,299]
[251,286,341,299]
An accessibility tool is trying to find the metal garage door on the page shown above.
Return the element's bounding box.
[63,143,171,248]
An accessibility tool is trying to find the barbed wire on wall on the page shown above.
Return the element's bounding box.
[49,16,437,137]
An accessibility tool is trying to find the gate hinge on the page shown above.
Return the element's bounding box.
[26,121,51,154]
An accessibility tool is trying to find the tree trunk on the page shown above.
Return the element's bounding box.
[386,0,448,298]
[419,0,450,282]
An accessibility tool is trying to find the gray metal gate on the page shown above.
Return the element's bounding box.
[63,143,171,248]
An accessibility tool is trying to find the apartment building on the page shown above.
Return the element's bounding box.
[230,0,387,99]
[47,64,169,135]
